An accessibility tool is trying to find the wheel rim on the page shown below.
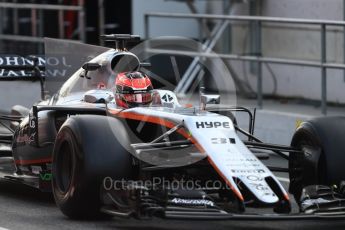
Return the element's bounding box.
[290,132,325,201]
[56,141,74,193]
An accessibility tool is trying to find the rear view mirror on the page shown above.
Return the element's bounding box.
[82,62,101,71]
[81,62,102,79]
[200,94,220,110]
[83,90,113,104]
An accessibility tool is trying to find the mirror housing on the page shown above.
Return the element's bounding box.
[83,90,113,104]
[200,94,220,110]
[82,62,101,71]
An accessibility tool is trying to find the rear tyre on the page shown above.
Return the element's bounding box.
[52,115,133,219]
[289,117,345,202]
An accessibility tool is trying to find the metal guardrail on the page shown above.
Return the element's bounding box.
[0,1,86,42]
[0,2,82,11]
[144,12,345,115]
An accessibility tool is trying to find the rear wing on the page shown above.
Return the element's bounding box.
[0,55,46,100]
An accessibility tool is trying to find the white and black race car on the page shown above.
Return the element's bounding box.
[1,34,345,220]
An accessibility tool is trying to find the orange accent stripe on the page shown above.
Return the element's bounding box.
[109,109,244,201]
[15,158,52,165]
[184,104,193,108]
[110,109,190,138]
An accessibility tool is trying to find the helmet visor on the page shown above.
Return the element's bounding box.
[120,92,153,104]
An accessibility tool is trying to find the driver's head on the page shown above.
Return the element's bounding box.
[115,71,153,108]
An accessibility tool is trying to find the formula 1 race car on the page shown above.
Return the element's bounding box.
[1,34,345,220]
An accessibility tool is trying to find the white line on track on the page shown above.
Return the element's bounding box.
[0,227,10,230]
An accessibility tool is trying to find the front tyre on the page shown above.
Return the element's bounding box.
[52,115,133,219]
[289,117,345,202]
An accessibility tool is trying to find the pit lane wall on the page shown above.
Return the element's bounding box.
[133,0,345,104]
[206,0,345,104]
[225,0,345,104]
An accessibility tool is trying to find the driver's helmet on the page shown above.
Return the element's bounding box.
[115,71,153,108]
